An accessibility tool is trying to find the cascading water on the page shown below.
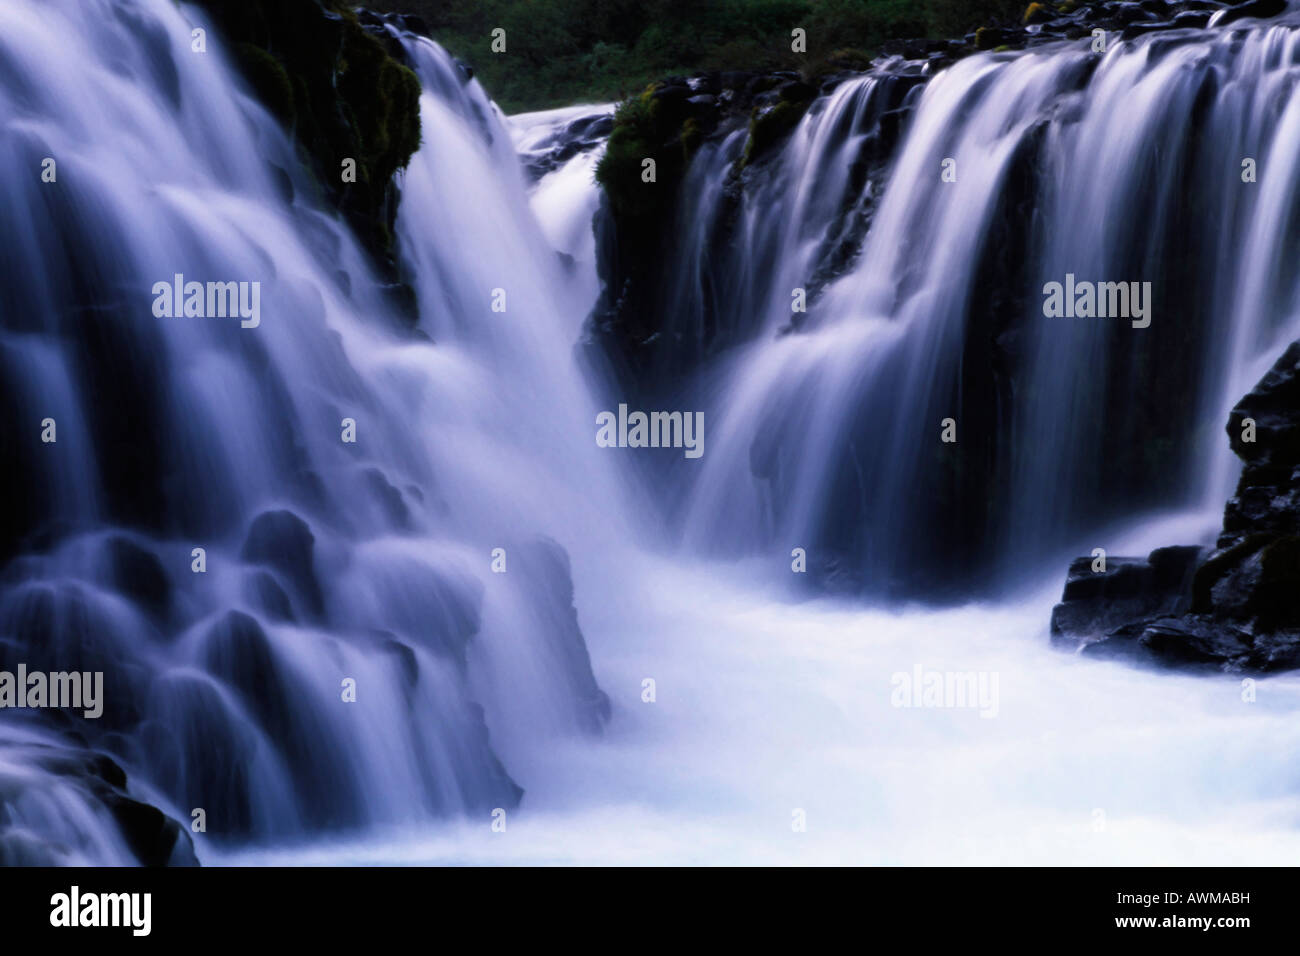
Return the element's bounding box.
[0,0,615,863]
[673,20,1300,595]
[4,0,1300,866]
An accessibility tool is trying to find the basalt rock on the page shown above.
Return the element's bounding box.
[192,0,422,274]
[0,737,198,866]
[587,0,1286,397]
[588,67,921,393]
[1052,342,1300,671]
[241,509,326,620]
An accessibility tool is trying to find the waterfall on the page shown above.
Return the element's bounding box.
[0,0,613,863]
[667,20,1300,595]
[5,0,1300,867]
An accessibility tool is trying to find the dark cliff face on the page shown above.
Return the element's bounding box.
[582,0,1291,601]
[1052,343,1300,672]
[193,0,422,276]
[586,68,921,397]
[584,0,1284,392]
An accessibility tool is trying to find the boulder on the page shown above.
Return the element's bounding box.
[241,509,325,619]
[1053,342,1300,671]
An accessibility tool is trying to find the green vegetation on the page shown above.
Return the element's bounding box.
[596,89,684,220]
[362,0,1028,113]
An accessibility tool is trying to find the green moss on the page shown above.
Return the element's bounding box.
[594,96,659,221]
[235,43,295,123]
[595,85,699,225]
[681,117,703,157]
[741,98,810,169]
[1022,2,1051,24]
[192,0,422,264]
[336,15,423,185]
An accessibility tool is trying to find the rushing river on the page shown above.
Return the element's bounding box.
[2,0,1300,865]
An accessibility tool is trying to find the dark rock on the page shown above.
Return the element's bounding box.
[1024,3,1055,24]
[1051,546,1202,646]
[0,739,198,865]
[103,792,199,867]
[400,13,430,35]
[511,538,612,733]
[1054,342,1300,672]
[1217,0,1287,24]
[101,535,171,622]
[191,0,421,272]
[1124,19,1176,37]
[241,509,325,619]
[242,569,295,622]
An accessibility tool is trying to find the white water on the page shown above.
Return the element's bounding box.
[223,563,1300,865]
[4,0,1300,866]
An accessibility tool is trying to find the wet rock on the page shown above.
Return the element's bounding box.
[102,535,171,622]
[1218,0,1287,25]
[1,738,198,865]
[241,509,325,619]
[1051,546,1202,646]
[1054,342,1300,672]
[363,466,412,529]
[0,581,149,730]
[103,792,199,867]
[242,569,295,622]
[511,538,612,733]
[198,610,365,828]
[520,109,613,182]
[200,611,293,736]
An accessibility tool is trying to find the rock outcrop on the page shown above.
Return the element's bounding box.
[587,0,1291,392]
[0,736,198,866]
[1052,342,1300,671]
[193,0,423,272]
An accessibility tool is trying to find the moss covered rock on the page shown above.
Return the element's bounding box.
[595,83,698,224]
[741,93,812,169]
[193,0,422,268]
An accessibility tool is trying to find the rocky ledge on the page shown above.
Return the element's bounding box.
[963,0,1287,54]
[193,0,422,277]
[587,0,1291,391]
[1052,342,1300,672]
[0,735,198,866]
